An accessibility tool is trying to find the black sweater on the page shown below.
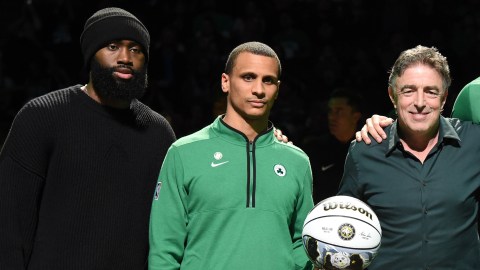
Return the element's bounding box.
[0,85,176,269]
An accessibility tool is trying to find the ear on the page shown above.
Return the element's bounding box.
[388,86,396,109]
[221,73,229,94]
[274,80,281,100]
[352,111,362,123]
[441,90,448,110]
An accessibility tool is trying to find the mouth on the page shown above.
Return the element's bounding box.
[113,67,133,80]
[409,111,430,121]
[248,99,267,108]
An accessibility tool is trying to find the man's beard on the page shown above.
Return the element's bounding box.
[90,59,148,102]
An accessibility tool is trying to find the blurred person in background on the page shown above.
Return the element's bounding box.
[303,87,364,204]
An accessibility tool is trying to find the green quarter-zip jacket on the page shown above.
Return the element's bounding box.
[452,76,480,123]
[149,116,314,270]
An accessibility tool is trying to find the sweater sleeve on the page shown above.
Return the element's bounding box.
[451,81,480,123]
[292,163,315,270]
[0,105,49,268]
[148,146,187,270]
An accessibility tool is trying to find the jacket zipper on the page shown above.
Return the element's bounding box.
[246,141,256,208]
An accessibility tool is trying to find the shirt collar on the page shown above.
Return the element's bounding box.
[386,116,461,155]
[211,115,275,146]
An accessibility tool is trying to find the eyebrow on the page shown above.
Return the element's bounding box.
[108,40,141,46]
[240,71,278,80]
[398,84,440,91]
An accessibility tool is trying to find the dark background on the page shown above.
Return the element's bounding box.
[1,0,480,146]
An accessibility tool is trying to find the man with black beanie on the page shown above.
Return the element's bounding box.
[0,7,176,269]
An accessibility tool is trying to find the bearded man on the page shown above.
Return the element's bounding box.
[0,7,176,269]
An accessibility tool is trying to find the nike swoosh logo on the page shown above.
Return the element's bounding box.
[211,161,229,167]
[321,163,335,171]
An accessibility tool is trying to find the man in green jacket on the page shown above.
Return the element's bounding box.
[148,41,314,270]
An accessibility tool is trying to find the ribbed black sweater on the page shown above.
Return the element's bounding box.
[0,85,176,269]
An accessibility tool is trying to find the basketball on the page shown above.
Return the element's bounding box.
[302,195,381,270]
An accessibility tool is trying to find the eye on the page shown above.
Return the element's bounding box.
[263,77,277,85]
[106,43,118,50]
[399,88,414,96]
[130,46,142,53]
[243,74,255,81]
[425,89,440,98]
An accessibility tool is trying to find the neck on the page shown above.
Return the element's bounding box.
[400,134,438,152]
[398,126,440,164]
[332,129,356,144]
[222,113,269,142]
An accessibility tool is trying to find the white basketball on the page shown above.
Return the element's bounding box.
[302,195,382,270]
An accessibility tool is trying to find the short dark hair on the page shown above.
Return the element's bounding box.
[224,41,282,77]
[329,87,365,113]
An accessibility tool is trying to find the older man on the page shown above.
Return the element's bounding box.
[338,45,480,269]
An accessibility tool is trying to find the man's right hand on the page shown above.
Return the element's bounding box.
[355,114,394,144]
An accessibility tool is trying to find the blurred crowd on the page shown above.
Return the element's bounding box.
[1,0,480,147]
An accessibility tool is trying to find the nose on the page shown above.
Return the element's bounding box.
[328,111,336,121]
[251,79,265,96]
[117,47,133,65]
[414,91,425,108]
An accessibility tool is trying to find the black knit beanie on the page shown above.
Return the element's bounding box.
[80,7,150,69]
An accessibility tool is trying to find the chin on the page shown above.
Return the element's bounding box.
[244,113,267,121]
[409,125,434,134]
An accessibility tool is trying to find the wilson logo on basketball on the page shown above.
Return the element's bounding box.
[323,202,373,220]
